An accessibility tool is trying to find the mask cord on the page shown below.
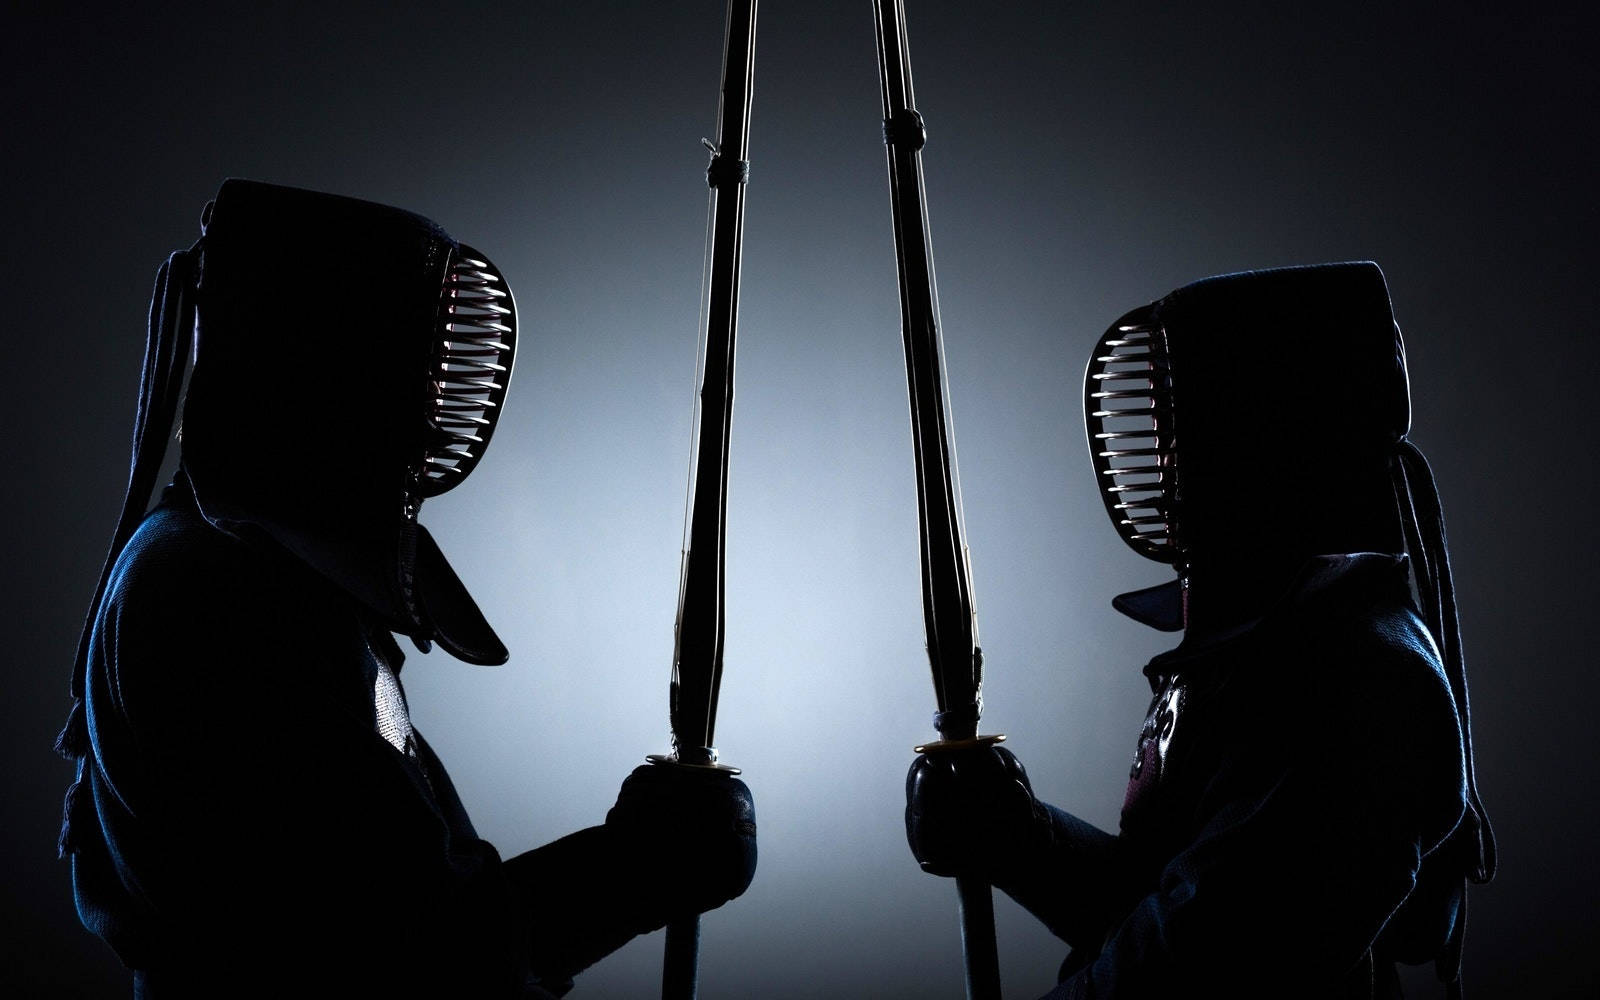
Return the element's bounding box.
[1394,441,1498,999]
[55,244,197,853]
[1397,440,1497,882]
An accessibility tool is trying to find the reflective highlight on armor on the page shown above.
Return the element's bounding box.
[372,657,417,758]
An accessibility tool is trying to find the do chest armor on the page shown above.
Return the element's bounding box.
[1123,676,1185,824]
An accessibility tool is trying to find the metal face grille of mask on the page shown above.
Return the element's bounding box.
[1084,305,1178,563]
[418,244,517,498]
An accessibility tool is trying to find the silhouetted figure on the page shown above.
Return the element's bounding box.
[56,180,756,998]
[906,263,1494,998]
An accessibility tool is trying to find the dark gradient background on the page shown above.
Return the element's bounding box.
[4,2,1595,997]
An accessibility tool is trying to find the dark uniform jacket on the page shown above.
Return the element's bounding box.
[66,481,620,998]
[1006,554,1471,999]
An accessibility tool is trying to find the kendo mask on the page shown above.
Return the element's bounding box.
[182,179,517,664]
[1083,261,1409,632]
[66,178,518,699]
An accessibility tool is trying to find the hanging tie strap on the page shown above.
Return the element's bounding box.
[1394,440,1497,883]
[55,244,198,853]
[1392,439,1498,997]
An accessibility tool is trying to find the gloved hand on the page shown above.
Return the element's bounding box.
[505,764,755,984]
[604,762,757,919]
[906,744,1054,881]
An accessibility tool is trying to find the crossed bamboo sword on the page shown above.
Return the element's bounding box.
[656,2,1002,997]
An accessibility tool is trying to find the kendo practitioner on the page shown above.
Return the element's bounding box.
[905,263,1496,998]
[54,179,757,998]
